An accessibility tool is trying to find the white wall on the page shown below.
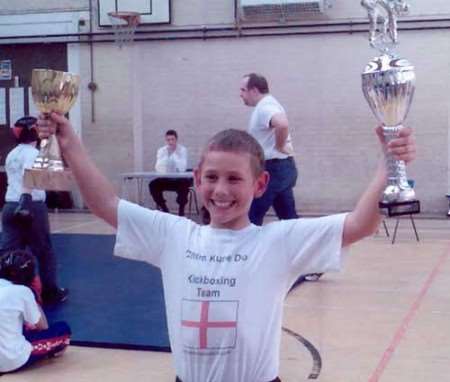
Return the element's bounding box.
[90,0,450,30]
[1,1,449,214]
[76,26,450,215]
[0,0,88,14]
[322,0,450,20]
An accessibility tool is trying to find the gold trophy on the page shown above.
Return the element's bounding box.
[24,69,80,190]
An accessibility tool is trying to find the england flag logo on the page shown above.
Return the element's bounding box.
[182,299,238,350]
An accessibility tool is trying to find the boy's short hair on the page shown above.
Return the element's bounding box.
[12,116,39,144]
[200,129,265,177]
[244,73,269,94]
[165,129,178,139]
[0,250,36,287]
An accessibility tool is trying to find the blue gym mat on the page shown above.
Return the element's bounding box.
[44,233,171,351]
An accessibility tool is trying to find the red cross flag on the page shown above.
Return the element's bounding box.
[181,299,238,350]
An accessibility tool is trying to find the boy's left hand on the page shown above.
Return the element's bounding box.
[376,125,416,164]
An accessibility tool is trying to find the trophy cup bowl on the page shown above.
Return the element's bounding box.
[24,69,80,191]
[362,54,419,216]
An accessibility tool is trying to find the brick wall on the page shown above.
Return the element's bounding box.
[81,29,450,214]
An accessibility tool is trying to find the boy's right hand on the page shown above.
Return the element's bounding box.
[37,112,74,149]
[375,125,416,164]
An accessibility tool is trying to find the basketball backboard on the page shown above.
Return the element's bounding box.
[98,0,170,27]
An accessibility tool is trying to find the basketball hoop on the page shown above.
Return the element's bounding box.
[108,11,141,48]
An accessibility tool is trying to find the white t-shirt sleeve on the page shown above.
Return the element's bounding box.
[279,213,348,280]
[114,199,187,267]
[21,287,41,325]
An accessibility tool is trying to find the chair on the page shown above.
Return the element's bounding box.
[382,179,420,244]
[378,220,390,238]
[389,213,419,244]
[149,170,197,216]
[153,186,199,216]
[187,186,200,215]
[185,169,200,216]
[446,194,450,217]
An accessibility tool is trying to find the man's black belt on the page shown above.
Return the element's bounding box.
[265,156,293,164]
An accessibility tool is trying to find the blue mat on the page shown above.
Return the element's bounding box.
[44,233,170,351]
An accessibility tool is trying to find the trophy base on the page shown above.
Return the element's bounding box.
[379,200,421,217]
[24,168,74,191]
[382,184,415,205]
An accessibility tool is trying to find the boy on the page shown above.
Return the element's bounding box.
[37,113,415,382]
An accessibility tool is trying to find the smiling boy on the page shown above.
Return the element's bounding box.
[37,114,415,382]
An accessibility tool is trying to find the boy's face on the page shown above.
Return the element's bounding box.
[195,150,268,230]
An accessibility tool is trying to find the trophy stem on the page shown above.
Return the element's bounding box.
[33,135,64,171]
[32,138,50,169]
[382,125,415,203]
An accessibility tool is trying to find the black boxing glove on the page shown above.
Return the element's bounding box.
[13,193,33,227]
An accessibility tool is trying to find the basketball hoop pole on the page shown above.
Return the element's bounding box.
[107,11,144,171]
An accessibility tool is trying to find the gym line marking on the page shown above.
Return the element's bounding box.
[282,327,322,379]
[368,247,450,382]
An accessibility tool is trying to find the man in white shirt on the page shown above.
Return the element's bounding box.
[241,74,323,284]
[240,73,298,225]
[149,130,192,216]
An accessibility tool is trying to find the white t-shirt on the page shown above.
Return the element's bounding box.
[4,144,46,202]
[248,94,294,160]
[155,144,188,173]
[0,279,41,372]
[115,200,346,382]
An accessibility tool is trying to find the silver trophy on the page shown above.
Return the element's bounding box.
[361,0,419,216]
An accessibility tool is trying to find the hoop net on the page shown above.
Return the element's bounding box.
[108,11,141,48]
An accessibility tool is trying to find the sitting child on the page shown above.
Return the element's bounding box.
[0,250,71,374]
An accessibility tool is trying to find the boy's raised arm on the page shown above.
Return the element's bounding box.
[37,113,119,228]
[342,126,416,247]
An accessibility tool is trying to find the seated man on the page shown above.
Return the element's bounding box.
[149,130,192,216]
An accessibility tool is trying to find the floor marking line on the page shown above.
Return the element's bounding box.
[282,327,322,379]
[52,220,99,233]
[368,247,450,382]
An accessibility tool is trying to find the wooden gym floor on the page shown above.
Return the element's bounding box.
[1,211,449,382]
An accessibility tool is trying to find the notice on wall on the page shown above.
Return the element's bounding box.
[0,88,6,125]
[9,87,24,126]
[28,87,39,117]
[0,60,12,80]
